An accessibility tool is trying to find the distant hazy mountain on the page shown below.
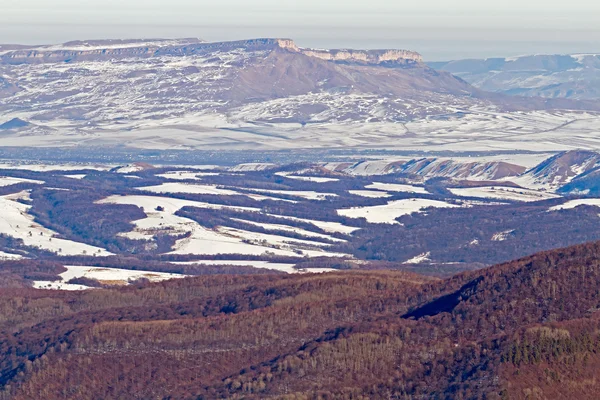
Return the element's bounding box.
[0,117,29,130]
[430,54,600,100]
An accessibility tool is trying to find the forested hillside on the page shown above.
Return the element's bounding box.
[3,241,600,398]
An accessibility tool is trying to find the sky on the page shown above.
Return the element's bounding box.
[3,0,600,60]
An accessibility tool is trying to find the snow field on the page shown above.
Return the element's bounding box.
[348,190,392,198]
[138,182,240,196]
[0,177,44,187]
[0,192,112,256]
[338,198,460,224]
[449,186,560,202]
[549,199,600,211]
[98,195,349,258]
[365,182,429,194]
[33,265,187,291]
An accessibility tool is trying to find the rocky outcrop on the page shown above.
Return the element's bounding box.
[273,39,423,65]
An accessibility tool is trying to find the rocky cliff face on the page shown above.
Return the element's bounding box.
[0,38,423,66]
[275,39,423,65]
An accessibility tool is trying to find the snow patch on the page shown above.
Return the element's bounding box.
[404,252,431,264]
[366,182,429,194]
[549,199,600,211]
[33,265,187,291]
[338,198,460,224]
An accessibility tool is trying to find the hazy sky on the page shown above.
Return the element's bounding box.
[3,0,600,60]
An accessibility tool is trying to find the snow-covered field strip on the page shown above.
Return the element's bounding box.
[0,192,112,256]
[156,171,221,181]
[348,190,392,198]
[549,199,600,211]
[244,189,338,200]
[0,251,23,260]
[0,177,44,187]
[230,218,346,242]
[449,186,560,202]
[64,174,87,180]
[98,195,260,218]
[0,163,111,172]
[114,165,147,174]
[171,260,336,274]
[33,265,187,291]
[230,163,278,172]
[265,214,360,235]
[365,182,429,194]
[280,175,340,183]
[338,198,460,224]
[98,195,347,258]
[215,226,347,258]
[138,182,240,196]
[245,193,298,203]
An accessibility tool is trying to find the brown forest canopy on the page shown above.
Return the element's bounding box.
[2,241,600,398]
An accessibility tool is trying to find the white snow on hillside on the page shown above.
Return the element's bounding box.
[171,260,335,274]
[115,164,148,174]
[156,171,220,181]
[216,226,347,255]
[33,265,187,291]
[0,191,112,256]
[404,252,431,264]
[64,174,87,180]
[449,186,560,202]
[0,177,44,187]
[0,251,23,260]
[0,163,111,172]
[348,190,392,198]
[246,189,338,201]
[230,163,278,172]
[549,199,600,211]
[139,182,240,196]
[230,218,346,242]
[98,195,346,258]
[365,182,429,194]
[266,214,359,235]
[492,230,515,241]
[277,174,340,183]
[338,198,460,224]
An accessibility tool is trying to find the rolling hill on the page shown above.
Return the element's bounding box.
[3,241,600,398]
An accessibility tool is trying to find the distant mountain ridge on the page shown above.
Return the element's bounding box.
[430,53,600,100]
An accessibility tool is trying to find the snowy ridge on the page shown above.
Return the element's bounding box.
[323,158,527,180]
[514,150,600,190]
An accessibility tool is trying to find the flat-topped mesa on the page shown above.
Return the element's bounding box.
[275,39,423,65]
[0,37,423,66]
[0,38,206,64]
